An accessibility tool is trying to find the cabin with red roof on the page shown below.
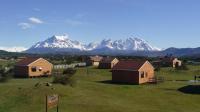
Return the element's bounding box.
[111,60,154,84]
[14,57,53,77]
[98,57,119,69]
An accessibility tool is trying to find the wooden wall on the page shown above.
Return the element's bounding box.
[14,66,29,77]
[28,58,53,77]
[138,61,154,84]
[112,70,139,84]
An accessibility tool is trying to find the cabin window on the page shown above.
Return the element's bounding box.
[141,71,145,78]
[39,67,42,72]
[31,67,37,72]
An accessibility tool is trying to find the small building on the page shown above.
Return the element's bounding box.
[14,57,53,77]
[16,57,26,61]
[111,60,155,84]
[173,58,182,68]
[86,55,103,66]
[98,57,119,69]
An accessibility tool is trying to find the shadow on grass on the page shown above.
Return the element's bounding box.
[14,75,51,78]
[165,80,188,82]
[97,80,138,85]
[178,85,200,94]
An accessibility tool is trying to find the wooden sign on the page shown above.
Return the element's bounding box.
[46,94,59,112]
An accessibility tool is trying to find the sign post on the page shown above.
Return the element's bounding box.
[46,94,59,112]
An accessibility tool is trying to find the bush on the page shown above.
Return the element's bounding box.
[0,66,13,83]
[154,65,161,71]
[154,67,161,71]
[53,68,76,86]
[63,68,76,75]
[175,63,189,70]
[0,76,8,82]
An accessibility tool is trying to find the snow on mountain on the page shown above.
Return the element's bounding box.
[31,35,85,50]
[0,46,27,52]
[93,37,161,51]
[96,39,114,49]
[84,42,99,50]
[26,35,161,54]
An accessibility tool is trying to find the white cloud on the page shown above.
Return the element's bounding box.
[18,22,32,29]
[29,17,43,24]
[65,19,84,26]
[0,46,27,52]
[18,17,44,29]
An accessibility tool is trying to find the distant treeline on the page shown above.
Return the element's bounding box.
[1,50,200,64]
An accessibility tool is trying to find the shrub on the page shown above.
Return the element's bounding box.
[0,76,8,82]
[63,68,76,75]
[154,67,160,71]
[175,63,189,70]
[53,68,76,86]
[0,66,13,83]
[154,65,161,71]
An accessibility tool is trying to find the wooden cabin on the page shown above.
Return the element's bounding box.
[172,58,182,68]
[86,55,103,66]
[98,57,119,69]
[14,57,53,78]
[111,60,154,84]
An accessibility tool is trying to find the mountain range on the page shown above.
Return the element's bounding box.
[25,35,161,55]
[1,35,200,57]
[0,46,27,52]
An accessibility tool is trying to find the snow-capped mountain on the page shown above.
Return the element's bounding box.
[31,35,85,50]
[84,42,99,51]
[0,46,27,52]
[95,38,160,51]
[26,35,161,54]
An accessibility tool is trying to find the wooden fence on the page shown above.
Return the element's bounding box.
[53,63,86,69]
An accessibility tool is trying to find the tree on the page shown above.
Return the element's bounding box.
[175,63,189,70]
[0,66,11,82]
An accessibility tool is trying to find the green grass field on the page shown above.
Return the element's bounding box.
[0,66,200,112]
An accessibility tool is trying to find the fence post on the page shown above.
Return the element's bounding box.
[57,95,59,112]
[46,95,48,112]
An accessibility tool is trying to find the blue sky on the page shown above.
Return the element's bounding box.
[0,0,200,49]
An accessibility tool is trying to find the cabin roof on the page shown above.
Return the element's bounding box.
[89,56,103,62]
[112,60,146,71]
[100,57,116,63]
[15,57,41,66]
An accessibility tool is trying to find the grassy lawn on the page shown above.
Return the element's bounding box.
[0,66,200,112]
